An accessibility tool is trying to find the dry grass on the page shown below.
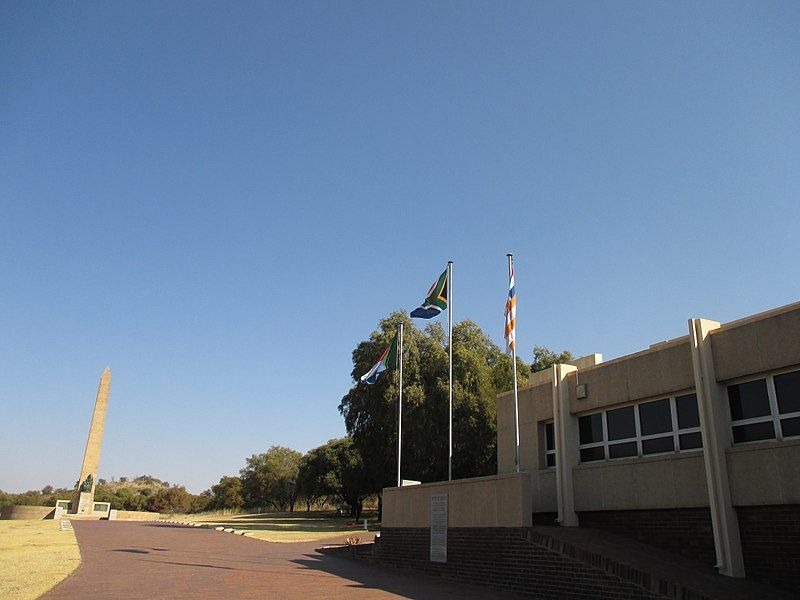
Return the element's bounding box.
[184,511,372,543]
[0,520,81,600]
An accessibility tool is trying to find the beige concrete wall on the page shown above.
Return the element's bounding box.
[498,381,552,474]
[572,453,708,511]
[711,302,800,382]
[382,472,532,528]
[726,440,800,506]
[0,505,55,520]
[532,469,557,513]
[114,510,162,521]
[569,339,694,414]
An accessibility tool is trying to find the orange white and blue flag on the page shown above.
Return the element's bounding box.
[504,262,516,353]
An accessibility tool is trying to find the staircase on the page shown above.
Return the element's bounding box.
[528,526,794,600]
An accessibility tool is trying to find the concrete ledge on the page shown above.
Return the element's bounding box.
[382,472,532,528]
[0,505,55,520]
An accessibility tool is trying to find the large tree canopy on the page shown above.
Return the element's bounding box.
[240,446,302,511]
[338,311,530,493]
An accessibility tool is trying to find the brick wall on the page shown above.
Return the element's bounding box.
[377,527,660,599]
[578,508,716,566]
[737,504,800,594]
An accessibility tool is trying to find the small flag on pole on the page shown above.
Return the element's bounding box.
[360,333,399,384]
[410,268,448,319]
[504,261,516,352]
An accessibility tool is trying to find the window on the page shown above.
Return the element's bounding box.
[578,393,703,463]
[544,421,556,468]
[728,369,800,444]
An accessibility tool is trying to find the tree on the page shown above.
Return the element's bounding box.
[240,446,302,511]
[531,346,574,372]
[210,476,244,510]
[339,312,530,498]
[147,486,192,514]
[298,438,371,518]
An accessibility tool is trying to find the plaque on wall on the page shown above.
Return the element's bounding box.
[430,493,448,563]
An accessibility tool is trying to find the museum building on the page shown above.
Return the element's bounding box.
[378,300,800,598]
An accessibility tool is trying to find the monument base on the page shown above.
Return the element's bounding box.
[76,492,94,515]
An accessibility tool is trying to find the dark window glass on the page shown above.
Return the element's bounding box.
[642,436,675,455]
[781,417,800,438]
[728,379,770,421]
[608,441,638,459]
[607,406,636,440]
[679,432,703,450]
[580,446,605,462]
[639,399,672,435]
[579,413,604,444]
[676,393,700,429]
[774,371,800,415]
[546,453,556,468]
[545,422,555,451]
[732,421,775,443]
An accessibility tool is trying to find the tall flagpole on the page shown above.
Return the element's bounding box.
[397,323,404,488]
[508,254,521,473]
[447,261,453,481]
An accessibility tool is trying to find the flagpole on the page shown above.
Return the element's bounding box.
[447,260,453,481]
[397,323,404,488]
[508,254,521,473]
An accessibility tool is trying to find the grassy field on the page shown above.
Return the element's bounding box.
[0,520,81,600]
[183,511,374,543]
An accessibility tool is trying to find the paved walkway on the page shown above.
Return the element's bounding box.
[45,521,513,599]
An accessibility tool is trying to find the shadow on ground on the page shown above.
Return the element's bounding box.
[291,553,514,600]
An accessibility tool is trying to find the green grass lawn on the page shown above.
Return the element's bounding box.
[0,520,81,600]
[184,510,375,543]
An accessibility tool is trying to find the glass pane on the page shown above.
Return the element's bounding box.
[608,441,638,458]
[781,416,800,438]
[732,421,775,443]
[774,370,800,415]
[580,446,605,462]
[679,432,703,450]
[579,413,604,444]
[546,453,556,468]
[676,393,700,429]
[728,379,770,421]
[642,436,675,455]
[639,399,672,435]
[545,422,555,451]
[607,406,636,440]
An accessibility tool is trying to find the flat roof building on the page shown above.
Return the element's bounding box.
[380,300,800,597]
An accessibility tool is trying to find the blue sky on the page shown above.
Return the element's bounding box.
[1,2,798,493]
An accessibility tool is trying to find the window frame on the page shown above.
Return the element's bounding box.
[727,367,800,445]
[543,420,556,469]
[578,391,702,464]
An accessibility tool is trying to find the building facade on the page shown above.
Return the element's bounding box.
[497,300,800,590]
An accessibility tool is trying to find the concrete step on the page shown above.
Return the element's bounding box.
[529,526,794,600]
[59,519,73,531]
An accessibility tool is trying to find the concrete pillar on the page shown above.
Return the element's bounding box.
[552,363,579,526]
[75,367,111,513]
[689,318,745,577]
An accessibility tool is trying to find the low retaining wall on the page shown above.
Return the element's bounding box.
[382,472,532,528]
[0,505,55,520]
[114,510,162,521]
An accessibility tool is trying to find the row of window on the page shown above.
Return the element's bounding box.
[728,369,800,443]
[541,368,800,467]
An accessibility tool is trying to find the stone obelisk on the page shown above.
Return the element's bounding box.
[75,367,111,514]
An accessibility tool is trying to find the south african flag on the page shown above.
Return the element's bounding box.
[360,332,399,385]
[410,268,448,319]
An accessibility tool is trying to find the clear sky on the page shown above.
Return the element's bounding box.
[1,2,798,493]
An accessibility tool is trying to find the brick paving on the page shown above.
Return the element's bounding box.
[44,521,515,599]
